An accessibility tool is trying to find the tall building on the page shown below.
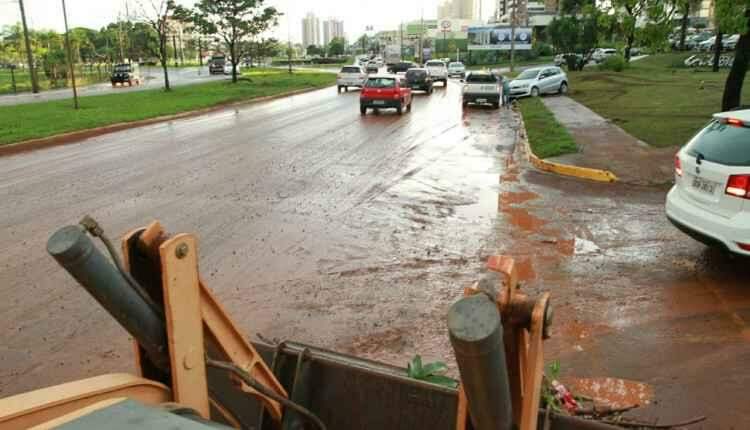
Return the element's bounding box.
[323,19,345,45]
[302,12,320,48]
[437,0,476,20]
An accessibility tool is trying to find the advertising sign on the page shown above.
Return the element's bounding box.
[467,26,532,50]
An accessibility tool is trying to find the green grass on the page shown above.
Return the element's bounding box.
[0,68,335,146]
[568,53,750,148]
[519,96,578,159]
[0,67,110,95]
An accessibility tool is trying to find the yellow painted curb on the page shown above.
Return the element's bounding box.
[518,110,618,183]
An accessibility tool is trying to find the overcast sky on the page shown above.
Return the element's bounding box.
[0,0,496,43]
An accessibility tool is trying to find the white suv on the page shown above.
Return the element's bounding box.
[592,48,617,63]
[337,65,367,93]
[425,60,448,86]
[666,110,750,256]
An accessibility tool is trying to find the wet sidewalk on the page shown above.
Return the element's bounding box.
[541,96,675,185]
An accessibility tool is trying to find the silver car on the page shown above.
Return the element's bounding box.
[508,67,568,98]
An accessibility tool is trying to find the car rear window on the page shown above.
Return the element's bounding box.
[686,120,750,166]
[466,74,497,83]
[341,66,360,73]
[426,61,445,67]
[366,78,396,88]
[449,62,463,67]
[406,70,426,79]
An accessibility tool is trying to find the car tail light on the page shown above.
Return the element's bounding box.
[725,118,745,127]
[393,93,401,99]
[725,174,750,199]
[738,243,750,251]
[675,154,683,177]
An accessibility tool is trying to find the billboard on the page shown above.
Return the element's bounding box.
[467,26,532,50]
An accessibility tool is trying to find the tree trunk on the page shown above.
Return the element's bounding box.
[230,43,238,83]
[160,37,171,91]
[712,32,723,73]
[679,4,689,51]
[722,31,749,111]
[624,33,634,62]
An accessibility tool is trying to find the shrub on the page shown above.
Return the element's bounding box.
[599,55,627,72]
[535,42,554,57]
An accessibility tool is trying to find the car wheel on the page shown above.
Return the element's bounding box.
[344,86,348,92]
[559,82,568,95]
[338,86,342,93]
[397,104,403,115]
[493,102,500,109]
[128,80,132,87]
[462,101,468,108]
[407,101,412,112]
[531,87,540,97]
[429,87,434,95]
[360,105,366,115]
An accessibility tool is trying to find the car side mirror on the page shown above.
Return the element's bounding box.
[460,79,465,83]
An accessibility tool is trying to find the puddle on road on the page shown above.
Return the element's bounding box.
[564,377,654,408]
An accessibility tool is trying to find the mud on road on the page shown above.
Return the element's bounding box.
[0,83,748,427]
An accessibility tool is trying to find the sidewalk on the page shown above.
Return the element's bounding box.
[541,96,675,185]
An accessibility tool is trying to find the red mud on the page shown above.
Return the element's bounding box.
[563,377,654,408]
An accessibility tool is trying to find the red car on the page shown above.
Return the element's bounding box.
[360,75,412,115]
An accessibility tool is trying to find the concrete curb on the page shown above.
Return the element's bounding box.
[517,108,618,183]
[0,84,333,158]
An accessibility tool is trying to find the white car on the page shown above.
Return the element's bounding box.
[375,57,384,66]
[666,110,750,256]
[223,62,241,75]
[337,65,367,92]
[591,48,617,63]
[723,34,740,51]
[508,66,568,98]
[462,71,501,108]
[448,61,466,78]
[425,60,448,86]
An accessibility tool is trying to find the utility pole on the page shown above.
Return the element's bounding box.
[172,34,178,67]
[61,0,79,109]
[399,22,403,61]
[419,6,424,64]
[510,0,516,73]
[18,0,39,93]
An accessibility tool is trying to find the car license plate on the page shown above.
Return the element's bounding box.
[477,98,487,103]
[482,85,496,91]
[373,100,385,105]
[691,176,717,195]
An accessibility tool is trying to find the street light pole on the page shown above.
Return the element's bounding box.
[18,0,39,93]
[510,0,516,74]
[61,0,79,109]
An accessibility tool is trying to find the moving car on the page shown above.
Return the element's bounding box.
[337,65,367,92]
[366,62,380,74]
[209,55,226,75]
[425,60,448,86]
[223,62,242,75]
[591,48,617,63]
[405,68,433,94]
[387,61,418,74]
[360,75,412,115]
[461,71,501,108]
[666,111,750,256]
[448,61,466,78]
[110,63,141,86]
[508,66,568,98]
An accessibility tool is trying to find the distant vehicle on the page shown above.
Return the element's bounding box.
[209,55,226,74]
[508,66,568,98]
[366,62,380,74]
[110,63,141,87]
[223,62,242,75]
[698,36,717,51]
[448,61,466,78]
[461,71,501,108]
[375,57,384,66]
[358,56,369,66]
[591,48,617,63]
[384,45,401,66]
[424,60,448,86]
[685,32,713,50]
[554,53,584,67]
[723,34,740,51]
[387,62,418,74]
[337,65,367,92]
[404,68,434,94]
[360,75,412,115]
[666,110,750,256]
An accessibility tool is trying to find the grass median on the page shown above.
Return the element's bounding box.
[519,97,578,159]
[0,68,335,146]
[568,54,750,148]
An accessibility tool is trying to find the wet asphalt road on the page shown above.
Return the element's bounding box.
[0,66,229,106]
[0,79,748,427]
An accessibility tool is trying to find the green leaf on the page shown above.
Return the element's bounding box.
[407,355,424,378]
[423,374,459,388]
[421,361,448,376]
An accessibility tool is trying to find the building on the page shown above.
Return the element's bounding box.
[302,12,321,48]
[493,0,557,27]
[323,18,345,45]
[437,0,476,20]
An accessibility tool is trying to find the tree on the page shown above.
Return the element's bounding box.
[242,37,279,66]
[675,0,702,50]
[717,0,750,111]
[180,0,279,83]
[306,44,322,56]
[136,0,176,90]
[547,17,580,53]
[327,36,345,57]
[611,0,647,62]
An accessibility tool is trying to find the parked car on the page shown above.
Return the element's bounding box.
[424,60,448,86]
[360,75,412,115]
[554,53,585,68]
[110,63,141,86]
[405,68,434,94]
[723,34,740,51]
[508,66,568,98]
[666,110,750,256]
[448,61,466,78]
[387,61,418,74]
[461,71,501,108]
[591,48,617,63]
[223,62,242,75]
[366,62,380,74]
[337,65,367,92]
[209,55,226,75]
